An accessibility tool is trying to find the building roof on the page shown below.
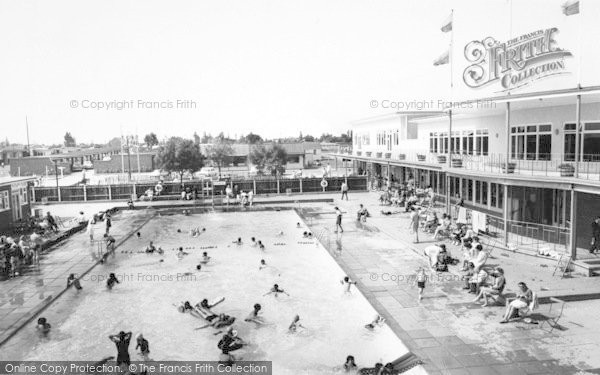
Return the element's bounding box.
[0,176,36,186]
[201,142,321,157]
[18,146,122,159]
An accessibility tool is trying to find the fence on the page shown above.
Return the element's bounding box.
[31,176,368,203]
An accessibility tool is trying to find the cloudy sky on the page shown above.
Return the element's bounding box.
[0,0,456,145]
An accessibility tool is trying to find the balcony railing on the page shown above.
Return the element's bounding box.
[351,151,600,181]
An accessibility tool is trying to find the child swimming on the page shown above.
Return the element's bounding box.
[200,252,211,264]
[36,317,51,336]
[364,314,386,330]
[263,283,289,297]
[288,315,305,333]
[244,303,266,325]
[177,247,189,259]
[250,237,257,247]
[107,273,119,290]
[234,238,243,245]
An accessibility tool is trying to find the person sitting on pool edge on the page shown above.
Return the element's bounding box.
[263,283,289,297]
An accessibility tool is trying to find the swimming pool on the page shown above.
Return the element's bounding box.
[0,209,424,374]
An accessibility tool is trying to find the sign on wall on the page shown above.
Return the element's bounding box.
[463,27,572,92]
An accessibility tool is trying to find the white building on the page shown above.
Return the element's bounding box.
[336,0,600,275]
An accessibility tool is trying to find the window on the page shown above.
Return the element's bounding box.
[491,183,497,207]
[0,191,9,211]
[20,188,27,205]
[481,181,488,205]
[475,181,482,204]
[583,122,600,161]
[511,124,551,160]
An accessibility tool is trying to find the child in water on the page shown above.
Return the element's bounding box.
[344,356,357,372]
[364,314,386,330]
[250,237,257,247]
[263,283,289,297]
[244,303,266,325]
[136,334,150,359]
[36,317,51,336]
[66,273,82,290]
[107,273,119,290]
[288,315,305,333]
[341,276,357,293]
[200,252,211,264]
[177,247,189,259]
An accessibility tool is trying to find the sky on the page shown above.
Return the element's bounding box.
[0,0,456,145]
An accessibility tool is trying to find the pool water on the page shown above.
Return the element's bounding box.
[0,209,424,374]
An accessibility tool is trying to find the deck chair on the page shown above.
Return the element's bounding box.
[539,297,566,333]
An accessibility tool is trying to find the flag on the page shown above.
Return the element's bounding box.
[433,50,449,66]
[562,0,579,15]
[440,13,453,32]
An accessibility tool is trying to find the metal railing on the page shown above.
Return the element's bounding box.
[351,150,600,181]
[31,176,368,203]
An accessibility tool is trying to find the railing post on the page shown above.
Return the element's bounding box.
[299,178,303,193]
[253,179,256,195]
[108,185,112,200]
[277,179,280,194]
[503,184,509,246]
[31,186,36,203]
[57,186,62,202]
[83,185,87,201]
[569,188,578,260]
[133,183,137,199]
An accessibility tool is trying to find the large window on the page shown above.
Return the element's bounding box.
[0,191,9,211]
[429,130,488,155]
[563,122,600,161]
[511,124,551,160]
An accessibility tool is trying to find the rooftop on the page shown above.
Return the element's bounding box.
[0,176,36,186]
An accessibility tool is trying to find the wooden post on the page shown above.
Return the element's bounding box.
[83,185,87,201]
[299,178,303,193]
[253,179,257,195]
[108,185,112,200]
[277,179,280,194]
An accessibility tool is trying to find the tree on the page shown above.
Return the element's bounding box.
[144,133,159,148]
[200,132,211,143]
[193,132,200,145]
[303,134,315,142]
[157,137,204,181]
[249,144,288,176]
[64,132,76,147]
[107,137,121,148]
[206,140,234,178]
[240,132,263,144]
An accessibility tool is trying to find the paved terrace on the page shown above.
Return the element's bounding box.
[2,193,600,374]
[298,192,600,374]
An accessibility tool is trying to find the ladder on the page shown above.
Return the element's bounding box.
[553,254,572,278]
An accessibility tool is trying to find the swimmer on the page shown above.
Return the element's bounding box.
[288,315,305,333]
[307,232,313,239]
[303,231,308,238]
[177,247,189,259]
[341,276,357,293]
[108,331,132,367]
[195,313,236,330]
[276,230,284,236]
[344,356,358,372]
[136,232,141,239]
[234,237,243,245]
[107,273,120,290]
[259,259,268,270]
[66,273,82,290]
[258,241,265,251]
[296,222,301,228]
[200,252,211,264]
[145,241,156,253]
[250,237,257,247]
[36,317,51,335]
[263,283,289,297]
[244,303,266,325]
[157,247,164,255]
[135,334,150,358]
[364,314,386,330]
[177,229,182,233]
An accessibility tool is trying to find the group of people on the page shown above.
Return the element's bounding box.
[224,185,254,207]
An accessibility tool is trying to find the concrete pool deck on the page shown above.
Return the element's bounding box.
[2,192,600,373]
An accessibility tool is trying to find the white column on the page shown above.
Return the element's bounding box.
[505,102,511,172]
[569,188,578,260]
[574,94,581,178]
[503,184,509,246]
[83,185,87,201]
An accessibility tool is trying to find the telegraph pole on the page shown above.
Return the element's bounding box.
[127,136,132,180]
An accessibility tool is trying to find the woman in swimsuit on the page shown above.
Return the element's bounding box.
[244,303,265,325]
[263,284,289,297]
[288,315,304,333]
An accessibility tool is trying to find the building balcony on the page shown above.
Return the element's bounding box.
[342,150,600,183]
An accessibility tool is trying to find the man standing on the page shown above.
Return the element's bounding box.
[341,182,349,201]
[105,213,112,234]
[334,206,344,233]
[109,331,132,367]
[590,217,600,254]
[409,207,420,243]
